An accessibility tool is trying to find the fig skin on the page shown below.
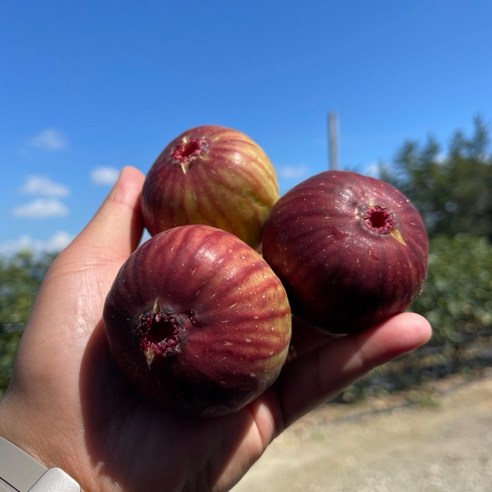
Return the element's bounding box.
[261,170,428,334]
[103,225,291,418]
[141,125,279,249]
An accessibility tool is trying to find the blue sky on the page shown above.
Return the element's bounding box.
[1,0,491,255]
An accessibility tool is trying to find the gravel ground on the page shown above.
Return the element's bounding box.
[232,369,492,492]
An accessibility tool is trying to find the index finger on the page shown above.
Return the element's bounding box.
[264,312,432,431]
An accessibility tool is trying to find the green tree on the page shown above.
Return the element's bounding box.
[380,116,492,239]
[0,252,54,395]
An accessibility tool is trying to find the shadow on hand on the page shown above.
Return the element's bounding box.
[79,320,262,491]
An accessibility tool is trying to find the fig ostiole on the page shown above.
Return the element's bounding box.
[103,225,292,418]
[141,125,279,249]
[261,170,428,334]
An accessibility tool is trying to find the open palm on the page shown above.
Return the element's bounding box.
[0,167,431,491]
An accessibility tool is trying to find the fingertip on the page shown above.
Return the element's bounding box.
[355,311,433,368]
[384,311,433,347]
[402,311,433,346]
[69,165,146,258]
[107,166,146,207]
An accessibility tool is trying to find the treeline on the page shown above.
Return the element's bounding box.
[380,116,492,240]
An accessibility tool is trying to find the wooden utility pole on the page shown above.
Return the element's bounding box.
[328,112,339,170]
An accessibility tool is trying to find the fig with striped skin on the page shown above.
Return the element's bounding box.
[141,125,279,249]
[262,171,428,334]
[103,225,291,418]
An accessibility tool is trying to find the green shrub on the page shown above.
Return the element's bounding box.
[413,235,492,345]
[0,252,54,397]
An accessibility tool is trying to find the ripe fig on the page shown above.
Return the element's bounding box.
[103,225,291,417]
[261,170,428,334]
[141,125,279,249]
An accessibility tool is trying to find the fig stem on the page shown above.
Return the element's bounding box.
[390,228,407,245]
[152,297,161,314]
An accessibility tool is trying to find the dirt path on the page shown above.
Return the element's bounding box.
[232,369,492,491]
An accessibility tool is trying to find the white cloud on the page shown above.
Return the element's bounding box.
[13,198,69,219]
[277,163,310,180]
[91,166,120,186]
[20,175,70,197]
[435,153,448,165]
[29,129,67,151]
[0,231,73,256]
[46,230,73,250]
[362,162,381,178]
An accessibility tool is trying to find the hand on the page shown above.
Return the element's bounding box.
[0,166,432,492]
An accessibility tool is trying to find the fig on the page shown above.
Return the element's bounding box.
[261,170,428,334]
[103,225,291,417]
[141,125,279,249]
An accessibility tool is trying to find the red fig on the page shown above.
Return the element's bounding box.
[261,171,428,334]
[141,125,279,249]
[103,225,291,417]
